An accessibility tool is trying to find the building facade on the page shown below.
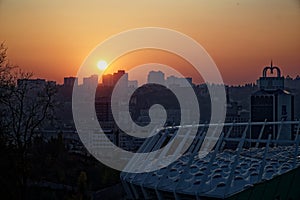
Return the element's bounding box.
[251,62,294,140]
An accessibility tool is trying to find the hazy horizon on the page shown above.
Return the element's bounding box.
[0,0,299,85]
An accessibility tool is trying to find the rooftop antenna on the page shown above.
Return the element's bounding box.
[270,59,273,68]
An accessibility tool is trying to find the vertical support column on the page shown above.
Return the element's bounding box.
[224,122,249,197]
[258,134,272,182]
[256,119,267,148]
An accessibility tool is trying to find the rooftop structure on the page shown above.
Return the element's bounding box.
[121,121,300,199]
[251,63,294,141]
[257,61,284,91]
[148,70,165,85]
[64,76,78,87]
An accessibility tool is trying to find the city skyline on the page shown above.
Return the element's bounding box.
[27,65,300,88]
[0,0,299,85]
[1,1,300,199]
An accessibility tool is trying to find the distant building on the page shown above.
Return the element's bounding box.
[64,76,78,87]
[95,97,113,122]
[113,70,128,86]
[185,77,193,85]
[285,75,300,90]
[251,62,294,140]
[17,78,50,95]
[166,75,193,88]
[147,70,165,85]
[102,70,129,88]
[60,77,77,102]
[83,74,98,88]
[17,78,46,88]
[47,81,57,86]
[128,80,138,89]
[102,74,113,87]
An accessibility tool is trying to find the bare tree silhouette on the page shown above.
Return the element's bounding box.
[0,42,57,199]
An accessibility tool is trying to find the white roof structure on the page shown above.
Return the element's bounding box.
[121,121,300,199]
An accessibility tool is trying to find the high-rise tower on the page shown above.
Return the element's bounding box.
[251,61,294,140]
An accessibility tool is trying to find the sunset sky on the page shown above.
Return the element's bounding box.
[0,0,299,85]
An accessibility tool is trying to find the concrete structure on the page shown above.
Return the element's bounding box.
[121,121,300,199]
[128,80,138,89]
[147,71,165,85]
[63,76,78,87]
[121,64,299,199]
[166,75,192,88]
[83,74,98,88]
[102,70,131,89]
[113,70,128,87]
[95,97,113,122]
[251,62,294,140]
[102,74,113,87]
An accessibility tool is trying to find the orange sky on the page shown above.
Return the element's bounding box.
[0,0,299,85]
[106,49,205,84]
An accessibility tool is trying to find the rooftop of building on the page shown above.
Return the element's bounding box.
[121,121,300,199]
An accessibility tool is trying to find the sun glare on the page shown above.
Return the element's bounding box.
[97,60,108,70]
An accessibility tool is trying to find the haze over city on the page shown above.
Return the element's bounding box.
[0,0,299,85]
[1,1,300,199]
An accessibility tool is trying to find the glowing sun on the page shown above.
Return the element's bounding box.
[97,60,108,70]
